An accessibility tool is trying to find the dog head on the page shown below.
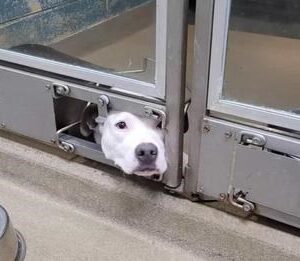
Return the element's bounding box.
[80,105,167,180]
[98,112,167,180]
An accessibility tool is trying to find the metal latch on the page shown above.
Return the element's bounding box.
[53,121,80,153]
[183,99,191,133]
[144,106,166,129]
[96,95,110,125]
[226,186,255,213]
[240,132,266,148]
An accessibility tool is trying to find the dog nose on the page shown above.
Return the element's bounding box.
[135,143,158,164]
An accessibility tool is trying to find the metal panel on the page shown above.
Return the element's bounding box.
[0,66,56,142]
[255,205,300,229]
[185,0,214,196]
[163,0,188,187]
[198,117,300,227]
[0,63,173,184]
[56,81,165,118]
[233,146,300,218]
[197,119,235,198]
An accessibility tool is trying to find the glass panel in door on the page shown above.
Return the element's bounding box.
[223,0,300,115]
[0,0,156,84]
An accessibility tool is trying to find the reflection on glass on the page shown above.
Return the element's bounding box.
[223,0,300,114]
[0,0,156,83]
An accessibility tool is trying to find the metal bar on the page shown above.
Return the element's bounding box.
[210,100,300,132]
[207,0,230,110]
[59,134,114,166]
[163,0,188,188]
[184,0,214,195]
[155,0,168,98]
[0,49,162,98]
[54,81,165,118]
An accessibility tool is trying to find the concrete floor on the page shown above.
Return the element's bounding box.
[0,133,300,261]
[0,178,200,261]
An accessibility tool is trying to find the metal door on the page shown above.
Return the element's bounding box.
[0,0,188,188]
[187,0,300,227]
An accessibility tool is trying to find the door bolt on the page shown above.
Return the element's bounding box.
[225,131,233,139]
[52,83,70,97]
[203,125,210,133]
[219,193,227,201]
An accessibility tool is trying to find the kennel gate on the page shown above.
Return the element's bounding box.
[0,0,188,188]
[0,0,300,228]
[186,0,300,228]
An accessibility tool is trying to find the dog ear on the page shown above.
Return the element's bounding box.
[80,103,98,137]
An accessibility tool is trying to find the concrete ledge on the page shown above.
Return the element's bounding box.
[0,133,299,260]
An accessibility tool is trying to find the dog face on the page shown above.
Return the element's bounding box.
[97,112,167,180]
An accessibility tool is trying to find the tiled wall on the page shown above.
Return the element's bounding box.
[0,0,151,48]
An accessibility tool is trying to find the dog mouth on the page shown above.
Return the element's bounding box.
[133,167,162,181]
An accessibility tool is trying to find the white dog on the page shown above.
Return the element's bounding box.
[80,106,167,180]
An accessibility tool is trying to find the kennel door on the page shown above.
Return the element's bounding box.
[188,0,300,227]
[0,0,173,99]
[0,1,188,188]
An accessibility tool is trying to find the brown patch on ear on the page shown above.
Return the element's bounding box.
[80,103,98,137]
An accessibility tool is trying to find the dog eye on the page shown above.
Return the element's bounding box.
[115,121,127,129]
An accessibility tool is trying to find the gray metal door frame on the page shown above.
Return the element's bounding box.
[0,0,188,188]
[183,0,214,197]
[186,0,300,227]
[0,1,169,100]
